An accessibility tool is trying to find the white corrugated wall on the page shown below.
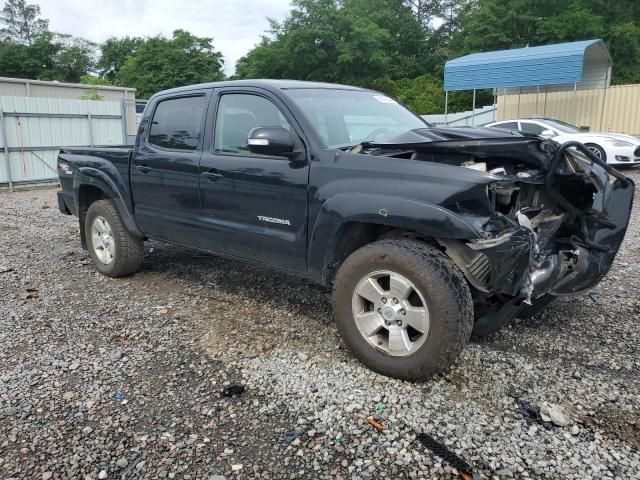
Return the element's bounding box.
[0,96,128,187]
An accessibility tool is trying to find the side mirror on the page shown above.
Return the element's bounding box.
[540,129,556,138]
[247,126,295,157]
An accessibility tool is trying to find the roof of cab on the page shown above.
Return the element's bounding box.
[151,79,367,98]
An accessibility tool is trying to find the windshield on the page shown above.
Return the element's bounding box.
[542,119,584,134]
[286,88,429,148]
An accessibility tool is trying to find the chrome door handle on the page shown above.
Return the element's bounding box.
[201,171,223,182]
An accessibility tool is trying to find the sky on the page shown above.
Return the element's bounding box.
[38,0,292,75]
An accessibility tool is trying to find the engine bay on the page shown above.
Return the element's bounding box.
[351,128,635,334]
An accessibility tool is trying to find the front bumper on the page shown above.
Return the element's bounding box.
[468,174,634,297]
[606,144,640,166]
[462,142,634,299]
[552,174,634,294]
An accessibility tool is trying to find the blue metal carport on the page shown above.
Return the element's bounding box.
[442,40,612,125]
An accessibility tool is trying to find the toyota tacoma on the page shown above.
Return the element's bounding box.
[56,80,634,381]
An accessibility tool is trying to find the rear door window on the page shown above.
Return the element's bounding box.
[148,96,207,151]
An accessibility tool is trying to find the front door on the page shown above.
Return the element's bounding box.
[197,89,310,271]
[131,91,210,244]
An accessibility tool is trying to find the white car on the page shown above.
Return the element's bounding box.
[486,118,640,167]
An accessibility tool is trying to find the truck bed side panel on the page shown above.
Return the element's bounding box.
[57,146,141,237]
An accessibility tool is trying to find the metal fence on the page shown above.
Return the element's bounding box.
[421,105,497,127]
[0,76,136,102]
[0,96,137,190]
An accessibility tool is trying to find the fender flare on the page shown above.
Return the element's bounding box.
[73,167,144,239]
[308,193,480,282]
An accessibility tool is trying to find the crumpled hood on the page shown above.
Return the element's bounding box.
[361,127,552,168]
[380,127,524,144]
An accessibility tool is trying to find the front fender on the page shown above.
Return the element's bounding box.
[73,167,144,239]
[308,193,480,282]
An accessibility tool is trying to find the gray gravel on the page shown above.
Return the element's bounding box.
[1,172,640,479]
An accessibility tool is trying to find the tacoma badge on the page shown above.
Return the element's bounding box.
[257,215,291,226]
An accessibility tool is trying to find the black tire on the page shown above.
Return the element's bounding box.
[85,199,144,278]
[332,239,473,381]
[585,143,607,163]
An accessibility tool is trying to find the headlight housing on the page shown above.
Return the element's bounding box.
[603,138,634,147]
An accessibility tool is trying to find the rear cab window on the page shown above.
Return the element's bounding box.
[148,96,207,151]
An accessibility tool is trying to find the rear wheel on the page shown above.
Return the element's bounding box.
[85,199,144,278]
[332,240,473,381]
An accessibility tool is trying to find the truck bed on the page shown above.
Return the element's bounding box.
[57,146,134,218]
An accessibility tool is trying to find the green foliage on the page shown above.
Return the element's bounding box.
[608,22,640,84]
[49,34,96,83]
[114,30,224,98]
[235,0,429,86]
[0,31,55,78]
[372,75,444,113]
[97,36,143,80]
[79,74,113,100]
[0,0,95,82]
[79,88,102,101]
[0,0,47,44]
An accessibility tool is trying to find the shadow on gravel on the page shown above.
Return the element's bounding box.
[142,241,331,313]
[585,408,640,450]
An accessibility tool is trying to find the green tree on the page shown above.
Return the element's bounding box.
[372,74,445,113]
[0,0,96,82]
[0,0,47,44]
[608,22,640,84]
[235,0,429,86]
[405,0,436,29]
[115,30,224,98]
[0,30,57,79]
[51,34,97,83]
[97,36,143,80]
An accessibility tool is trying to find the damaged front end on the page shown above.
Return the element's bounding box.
[358,129,635,335]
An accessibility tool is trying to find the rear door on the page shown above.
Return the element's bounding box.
[131,91,210,244]
[197,88,310,271]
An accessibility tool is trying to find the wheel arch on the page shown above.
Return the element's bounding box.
[584,142,607,162]
[73,168,144,248]
[308,193,480,285]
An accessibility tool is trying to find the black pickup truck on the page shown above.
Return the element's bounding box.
[57,80,634,380]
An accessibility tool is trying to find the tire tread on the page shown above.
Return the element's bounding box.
[332,239,473,381]
[85,199,143,277]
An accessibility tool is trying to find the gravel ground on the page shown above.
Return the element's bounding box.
[1,172,639,480]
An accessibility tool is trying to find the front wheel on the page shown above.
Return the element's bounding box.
[85,199,144,278]
[332,240,473,381]
[585,143,607,163]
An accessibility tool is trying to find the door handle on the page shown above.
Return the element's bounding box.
[201,170,223,182]
[136,165,152,174]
